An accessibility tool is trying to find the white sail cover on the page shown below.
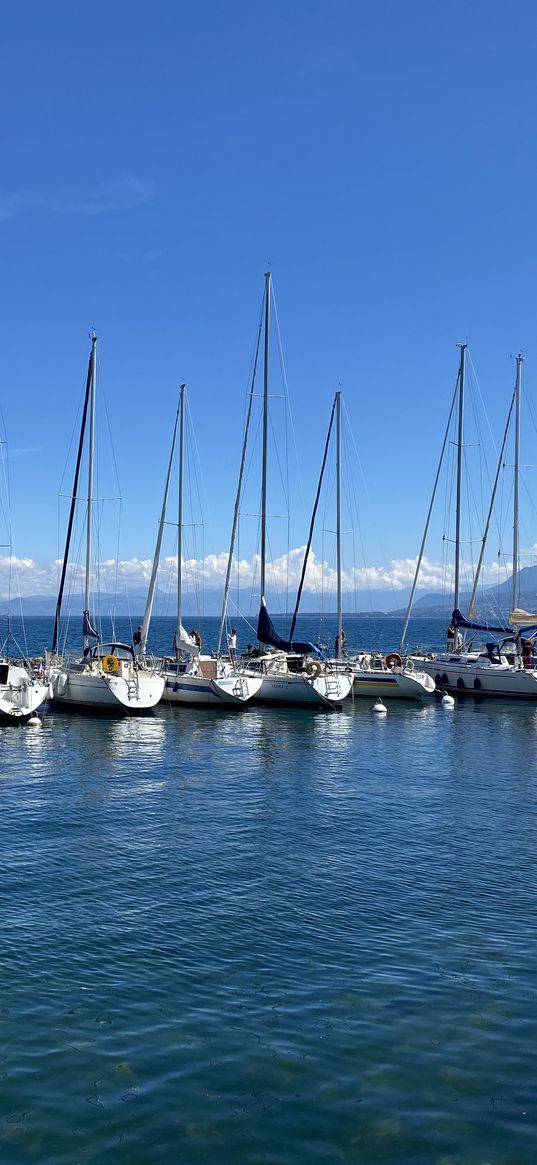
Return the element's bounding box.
[508,608,537,627]
[175,624,200,655]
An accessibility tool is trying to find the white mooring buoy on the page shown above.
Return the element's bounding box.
[27,715,42,728]
[372,699,387,715]
[441,693,455,708]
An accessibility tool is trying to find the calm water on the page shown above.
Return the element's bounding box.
[1,617,536,1163]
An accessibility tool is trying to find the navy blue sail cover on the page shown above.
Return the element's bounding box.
[82,609,99,639]
[451,608,512,635]
[257,603,322,656]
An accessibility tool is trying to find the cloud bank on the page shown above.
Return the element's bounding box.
[0,548,517,601]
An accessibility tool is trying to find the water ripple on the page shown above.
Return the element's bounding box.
[1,698,536,1163]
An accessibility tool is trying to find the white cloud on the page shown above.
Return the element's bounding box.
[0,176,155,222]
[0,547,519,600]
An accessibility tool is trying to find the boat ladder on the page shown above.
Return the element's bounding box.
[232,676,248,701]
[126,677,140,701]
[324,674,342,700]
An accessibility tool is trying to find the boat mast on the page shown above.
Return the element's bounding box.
[289,395,336,643]
[399,375,459,654]
[512,354,523,613]
[217,323,262,656]
[260,272,270,603]
[140,392,181,656]
[453,343,466,613]
[83,333,97,654]
[335,390,342,658]
[175,384,185,656]
[467,381,517,620]
[51,341,93,654]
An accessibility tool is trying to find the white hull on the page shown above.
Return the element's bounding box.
[252,670,352,707]
[0,663,49,722]
[162,669,263,706]
[415,653,537,699]
[50,664,164,712]
[351,667,435,700]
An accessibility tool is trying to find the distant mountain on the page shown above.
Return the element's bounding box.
[0,585,420,618]
[394,565,537,619]
[12,570,537,621]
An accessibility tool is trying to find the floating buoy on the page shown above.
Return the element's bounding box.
[27,714,42,727]
[441,693,454,707]
[372,699,387,715]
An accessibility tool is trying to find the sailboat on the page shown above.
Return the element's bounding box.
[0,658,49,723]
[143,385,263,707]
[322,391,434,700]
[407,349,537,698]
[0,435,50,721]
[241,273,353,708]
[48,334,165,712]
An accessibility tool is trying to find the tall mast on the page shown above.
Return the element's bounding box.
[453,342,466,612]
[51,342,93,654]
[260,272,270,602]
[217,323,262,656]
[467,381,517,620]
[140,394,180,656]
[83,332,97,653]
[175,384,185,654]
[512,353,523,612]
[289,395,336,643]
[399,375,459,654]
[335,391,342,657]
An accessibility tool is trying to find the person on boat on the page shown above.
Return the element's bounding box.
[484,641,502,665]
[190,629,202,649]
[227,628,237,662]
[446,624,463,652]
[334,630,347,657]
[522,638,535,669]
[133,625,142,654]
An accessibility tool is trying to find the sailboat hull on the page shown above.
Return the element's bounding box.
[50,667,165,712]
[351,667,435,700]
[251,671,353,707]
[0,665,49,722]
[416,654,537,699]
[162,668,263,706]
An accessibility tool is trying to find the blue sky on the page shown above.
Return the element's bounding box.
[2,1,537,604]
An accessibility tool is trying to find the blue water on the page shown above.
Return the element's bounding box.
[1,616,536,1163]
[4,611,445,661]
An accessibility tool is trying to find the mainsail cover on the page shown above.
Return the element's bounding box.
[451,608,512,635]
[257,601,322,656]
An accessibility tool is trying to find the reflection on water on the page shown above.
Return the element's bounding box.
[1,694,537,1164]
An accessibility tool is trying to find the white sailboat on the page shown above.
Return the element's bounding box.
[321,390,434,700]
[407,350,537,698]
[0,660,49,724]
[242,273,353,708]
[145,385,262,707]
[0,450,49,721]
[48,334,165,713]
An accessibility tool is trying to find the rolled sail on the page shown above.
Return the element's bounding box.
[257,601,322,656]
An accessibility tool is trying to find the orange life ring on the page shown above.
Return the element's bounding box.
[385,652,402,671]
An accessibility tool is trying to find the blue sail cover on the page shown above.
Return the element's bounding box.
[451,608,512,635]
[257,603,322,656]
[82,609,99,639]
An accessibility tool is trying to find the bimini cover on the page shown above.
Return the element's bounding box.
[257,600,322,656]
[451,608,512,635]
